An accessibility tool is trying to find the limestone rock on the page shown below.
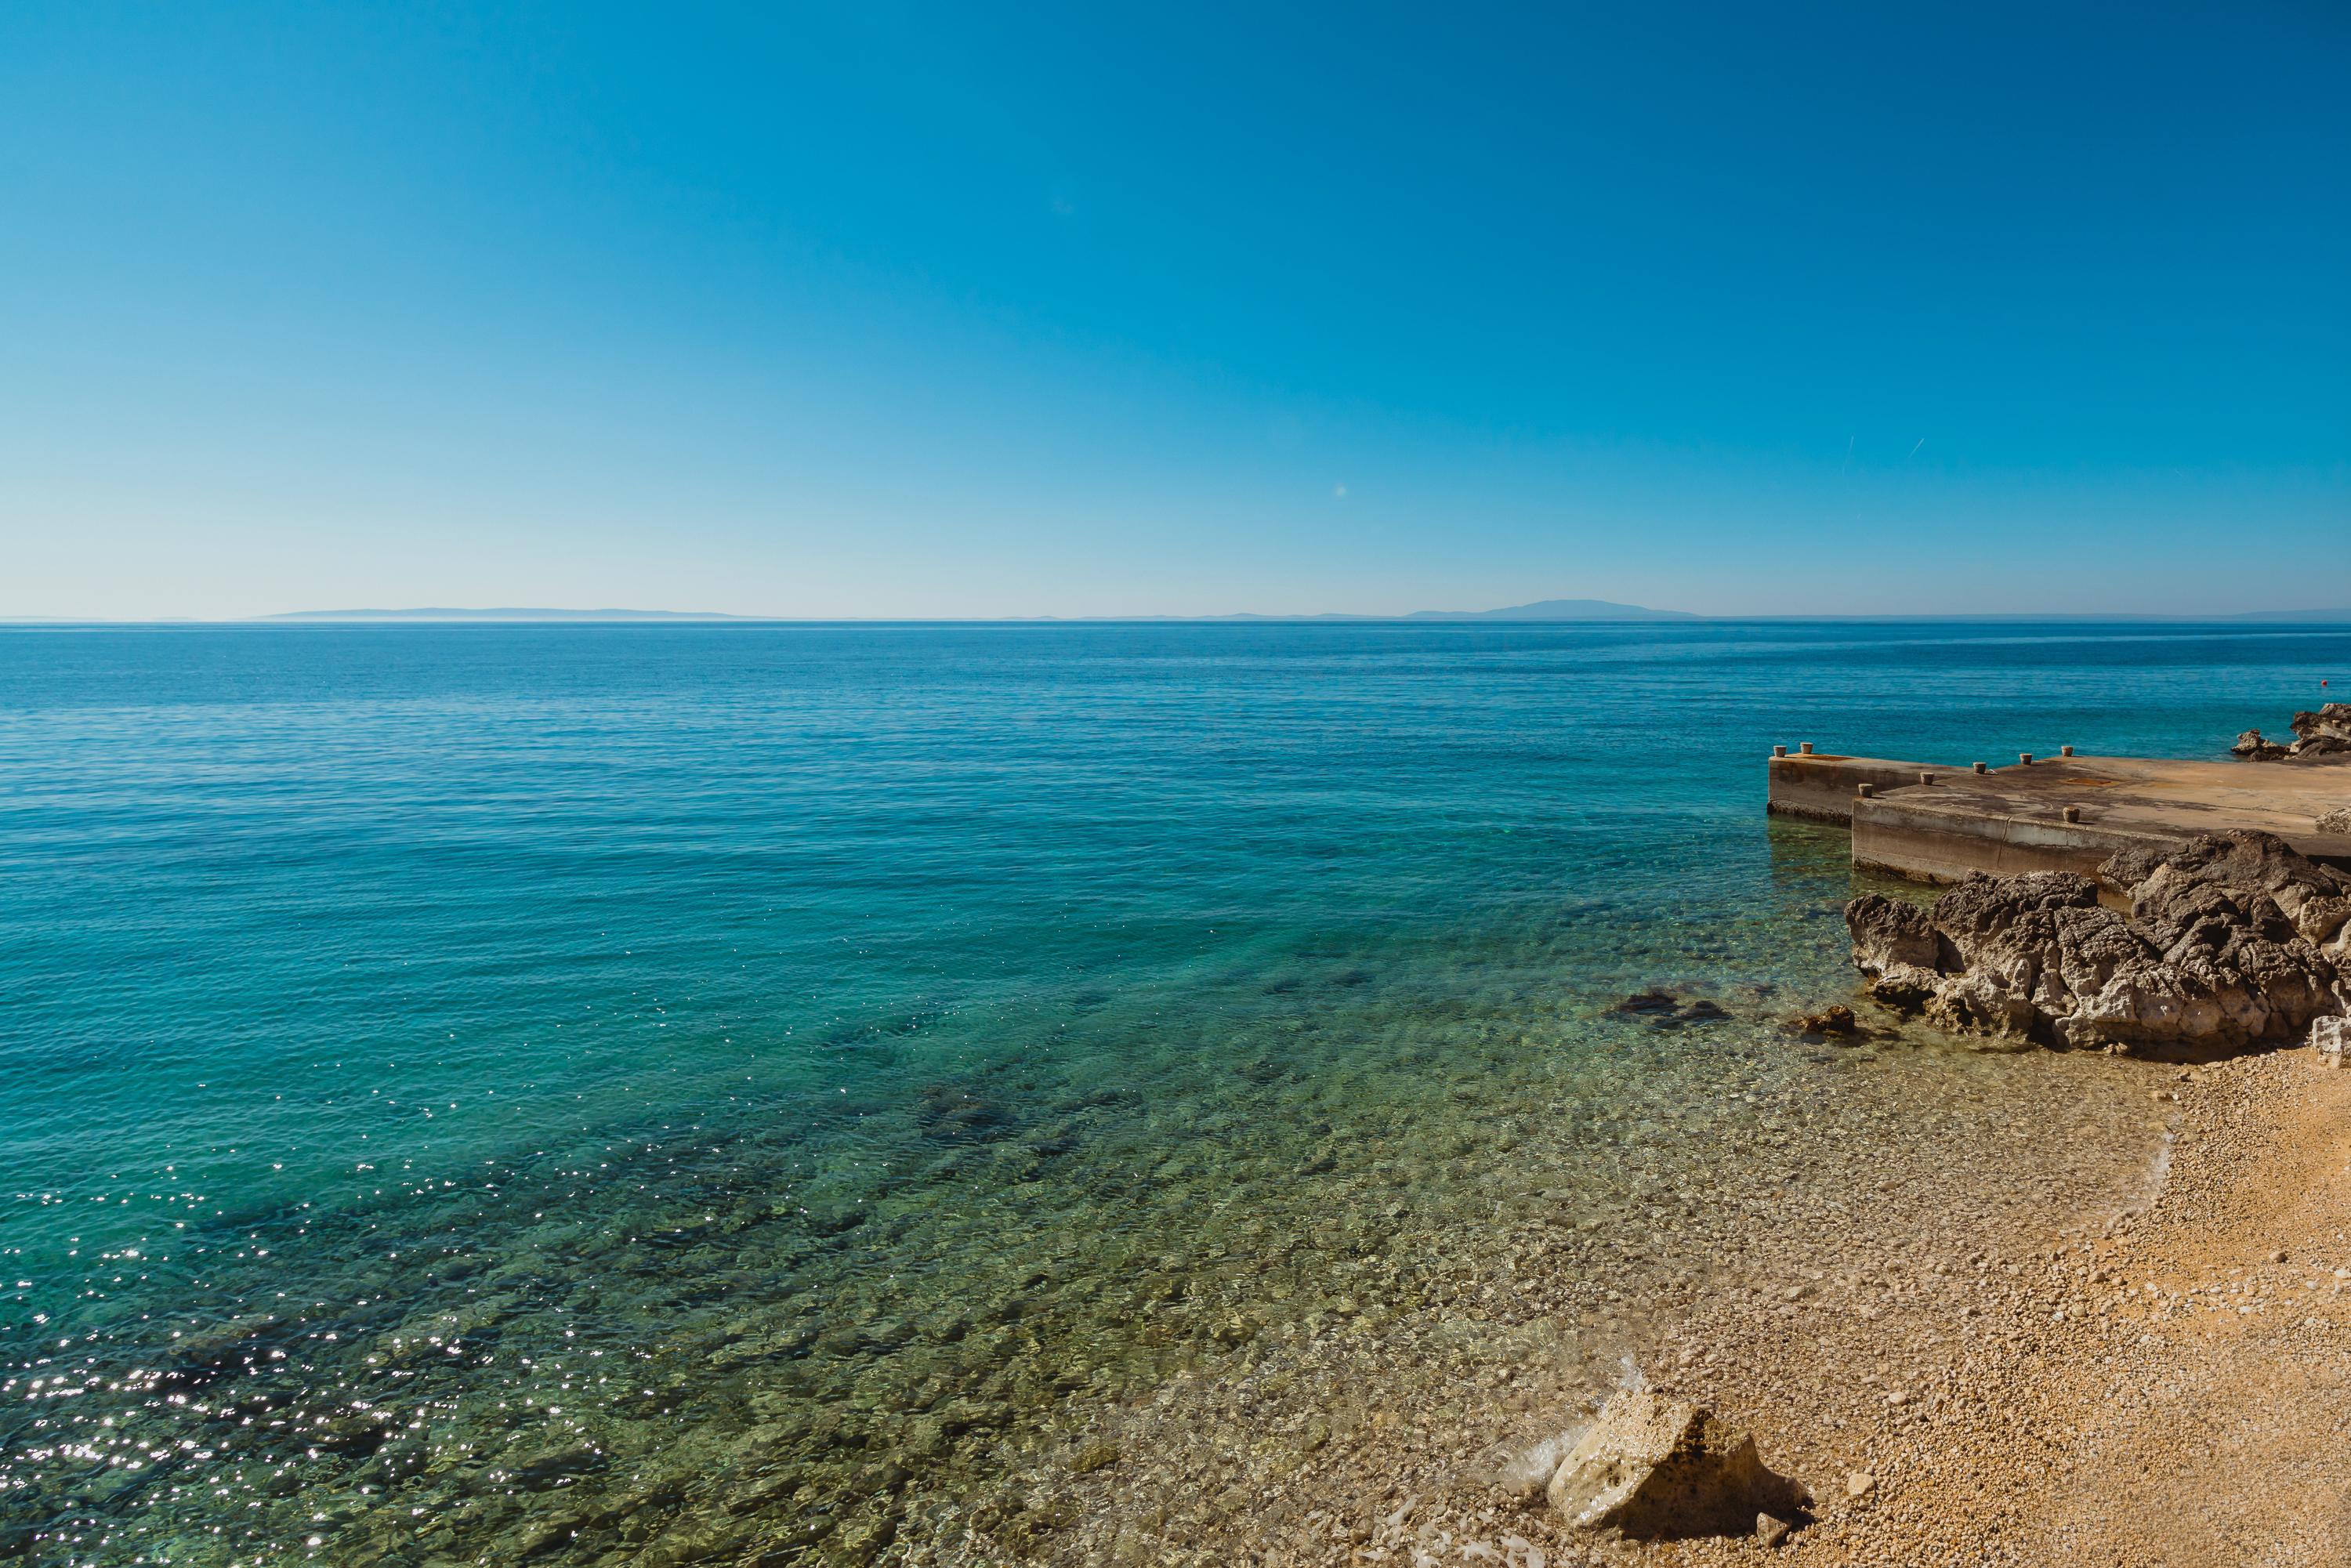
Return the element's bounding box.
[1845,894,1949,1012]
[1543,1389,1804,1539]
[2290,703,2351,753]
[2314,1016,2351,1069]
[2320,806,2351,836]
[2236,703,2351,762]
[1846,831,2350,1056]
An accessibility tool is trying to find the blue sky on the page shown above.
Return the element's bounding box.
[3,2,2345,618]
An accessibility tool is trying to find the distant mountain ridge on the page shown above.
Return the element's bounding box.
[1204,598,1696,622]
[259,599,1696,623]
[264,607,751,622]
[1415,598,1694,622]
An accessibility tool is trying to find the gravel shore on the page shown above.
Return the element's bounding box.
[1003,1041,2349,1567]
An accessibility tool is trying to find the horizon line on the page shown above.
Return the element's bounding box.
[8,609,2351,626]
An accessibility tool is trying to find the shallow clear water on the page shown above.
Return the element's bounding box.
[2,620,2343,1564]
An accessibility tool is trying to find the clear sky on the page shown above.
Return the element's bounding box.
[4,2,2345,619]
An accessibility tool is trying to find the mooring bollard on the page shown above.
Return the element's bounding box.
[1857,783,1875,798]
[1799,742,1814,755]
[1773,744,1788,758]
[2063,806,2081,824]
[2060,745,2074,757]
[1973,762,1988,774]
[1919,771,1936,785]
[2020,752,2034,765]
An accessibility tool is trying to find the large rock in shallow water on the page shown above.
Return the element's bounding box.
[1846,831,2350,1056]
[1545,1389,1804,1538]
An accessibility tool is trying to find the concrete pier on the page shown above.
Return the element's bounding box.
[1768,750,2351,883]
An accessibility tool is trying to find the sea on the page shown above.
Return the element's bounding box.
[3,619,2344,1565]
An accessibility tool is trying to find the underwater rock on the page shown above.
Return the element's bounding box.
[1610,990,1732,1027]
[915,1084,1020,1143]
[1784,1005,1860,1037]
[1069,1436,1121,1473]
[636,1516,765,1568]
[1846,831,2351,1054]
[306,1407,401,1457]
[1611,990,1681,1016]
[507,1441,605,1492]
[1543,1389,1804,1538]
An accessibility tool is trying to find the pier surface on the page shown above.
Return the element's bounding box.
[1769,749,2351,883]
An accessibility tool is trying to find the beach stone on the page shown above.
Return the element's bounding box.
[1757,1511,1792,1548]
[637,1518,760,1568]
[2313,1016,2351,1068]
[1070,1437,1121,1473]
[1543,1389,1803,1538]
[1846,832,2351,1056]
[2320,806,2351,836]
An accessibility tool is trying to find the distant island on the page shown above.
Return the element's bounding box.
[1232,598,1698,623]
[263,607,755,622]
[259,598,1696,624]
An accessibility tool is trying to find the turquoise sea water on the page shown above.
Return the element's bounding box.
[3,620,2346,1565]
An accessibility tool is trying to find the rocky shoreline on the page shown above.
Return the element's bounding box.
[2231,699,2351,764]
[1011,830,2351,1566]
[1846,830,2349,1057]
[1471,831,2351,1562]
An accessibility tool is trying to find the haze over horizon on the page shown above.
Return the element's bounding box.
[5,2,2345,621]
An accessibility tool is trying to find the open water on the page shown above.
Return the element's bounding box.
[2,620,2344,1564]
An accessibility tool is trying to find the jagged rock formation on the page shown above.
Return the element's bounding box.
[1846,831,2350,1056]
[2232,701,2351,762]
